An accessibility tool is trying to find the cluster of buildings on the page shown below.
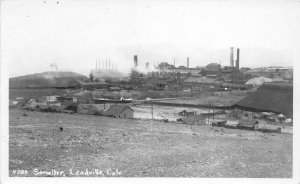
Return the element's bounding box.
[10,94,135,119]
[128,47,292,92]
[9,47,294,123]
[9,47,293,94]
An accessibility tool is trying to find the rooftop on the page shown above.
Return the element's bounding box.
[103,105,133,116]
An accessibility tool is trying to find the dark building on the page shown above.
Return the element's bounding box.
[146,78,168,90]
[183,75,222,89]
[221,66,234,74]
[157,62,175,71]
[202,63,221,76]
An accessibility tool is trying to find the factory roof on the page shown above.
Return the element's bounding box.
[205,63,221,71]
[103,105,133,116]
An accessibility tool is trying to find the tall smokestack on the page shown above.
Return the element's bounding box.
[146,62,149,69]
[134,55,138,68]
[109,59,111,70]
[230,47,234,67]
[187,57,189,68]
[236,48,240,70]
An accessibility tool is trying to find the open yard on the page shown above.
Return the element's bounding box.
[150,95,247,107]
[132,104,209,121]
[9,108,292,177]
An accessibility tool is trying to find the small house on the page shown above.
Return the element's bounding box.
[228,109,243,119]
[179,110,196,116]
[177,115,206,125]
[26,99,38,110]
[103,105,134,118]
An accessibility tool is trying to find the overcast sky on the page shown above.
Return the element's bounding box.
[2,0,300,77]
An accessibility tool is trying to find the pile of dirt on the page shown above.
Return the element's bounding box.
[9,71,88,89]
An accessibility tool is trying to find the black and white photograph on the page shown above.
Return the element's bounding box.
[0,0,299,183]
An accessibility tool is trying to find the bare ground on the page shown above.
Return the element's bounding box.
[9,108,292,177]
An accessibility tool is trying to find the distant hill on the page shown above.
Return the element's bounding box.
[9,71,88,89]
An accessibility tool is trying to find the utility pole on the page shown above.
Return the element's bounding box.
[208,101,210,125]
[212,105,215,122]
[151,102,153,120]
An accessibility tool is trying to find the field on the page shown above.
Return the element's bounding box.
[149,95,246,107]
[9,108,292,177]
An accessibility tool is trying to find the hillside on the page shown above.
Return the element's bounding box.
[9,108,292,177]
[9,71,88,89]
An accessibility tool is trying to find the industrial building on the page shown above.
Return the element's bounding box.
[91,59,127,82]
[83,47,292,93]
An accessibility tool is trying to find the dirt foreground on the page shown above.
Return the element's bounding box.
[9,108,292,177]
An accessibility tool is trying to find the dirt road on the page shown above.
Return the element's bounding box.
[9,108,292,177]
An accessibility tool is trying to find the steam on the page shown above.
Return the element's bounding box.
[133,64,159,75]
[50,62,58,71]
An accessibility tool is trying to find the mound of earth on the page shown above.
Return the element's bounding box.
[9,71,88,89]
